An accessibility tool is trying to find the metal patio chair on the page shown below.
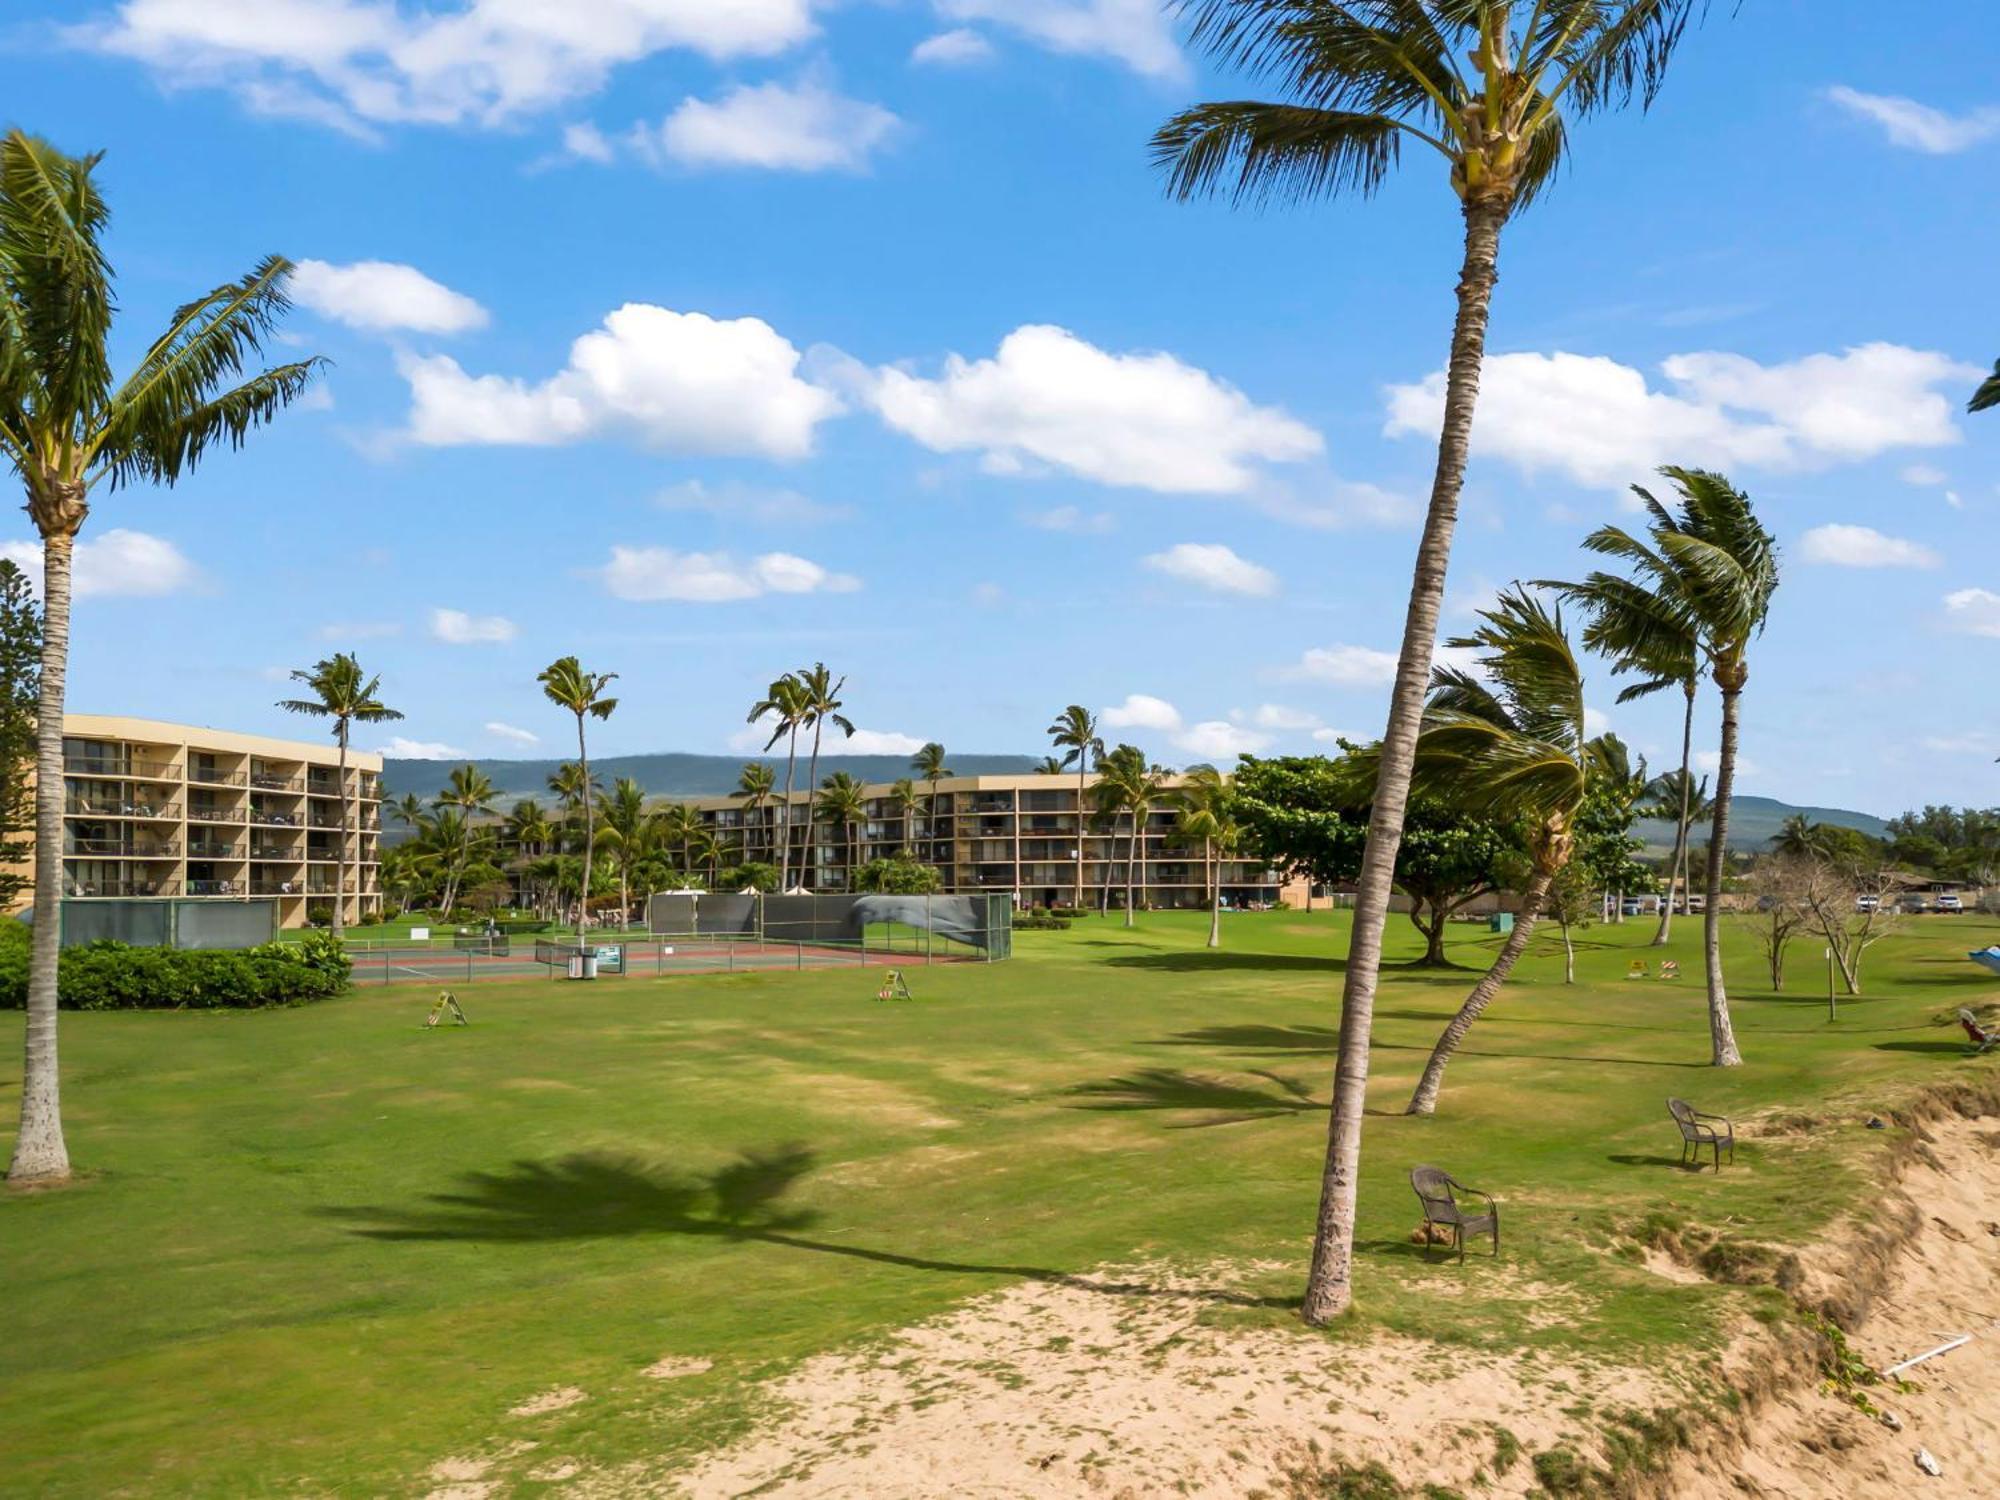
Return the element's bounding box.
[1668,1098,1734,1171]
[1410,1165,1500,1263]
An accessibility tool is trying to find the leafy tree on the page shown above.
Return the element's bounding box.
[538,657,618,929]
[1151,1,1720,1324]
[0,561,39,911]
[1575,468,1778,1067]
[276,652,401,935]
[1047,705,1102,907]
[1884,806,2000,885]
[1573,732,1651,913]
[1,131,323,1183]
[726,860,781,893]
[749,674,811,890]
[594,777,651,926]
[855,854,943,895]
[1638,767,1709,917]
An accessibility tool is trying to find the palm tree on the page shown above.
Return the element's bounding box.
[1094,744,1161,928]
[1641,768,1710,921]
[1972,362,2000,414]
[595,777,651,926]
[749,674,811,890]
[546,762,597,840]
[0,132,325,1184]
[1175,764,1242,949]
[1392,589,1596,1116]
[391,792,429,837]
[1771,813,1825,861]
[1550,559,1701,944]
[505,798,553,858]
[815,771,868,890]
[1047,706,1102,908]
[433,764,497,916]
[1573,468,1778,1067]
[539,657,618,931]
[889,777,923,852]
[794,663,854,890]
[276,654,400,936]
[734,761,777,866]
[651,802,701,877]
[1033,755,1067,775]
[1153,1,1717,1326]
[911,741,952,869]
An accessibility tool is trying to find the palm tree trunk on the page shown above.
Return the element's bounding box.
[804,722,825,894]
[1124,807,1138,929]
[1075,761,1086,909]
[1561,915,1575,983]
[1704,679,1745,1066]
[333,721,350,937]
[10,528,76,1183]
[1207,840,1221,949]
[779,733,798,891]
[1406,868,1556,1116]
[1653,684,1695,946]
[576,715,593,934]
[1302,194,1509,1326]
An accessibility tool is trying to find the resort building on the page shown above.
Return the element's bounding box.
[40,714,383,929]
[682,772,1295,909]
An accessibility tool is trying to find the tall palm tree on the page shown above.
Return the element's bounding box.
[734,761,777,866]
[1770,813,1826,861]
[889,777,923,853]
[546,761,597,843]
[1153,0,1717,1326]
[538,657,618,931]
[1047,706,1102,908]
[276,653,401,936]
[911,741,951,869]
[391,792,429,837]
[505,798,553,858]
[794,662,854,891]
[433,764,497,916]
[1094,744,1161,928]
[1574,468,1778,1068]
[1550,560,1701,944]
[0,131,324,1184]
[749,674,811,890]
[1175,764,1242,949]
[1392,589,1596,1116]
[1033,755,1067,775]
[815,771,868,890]
[651,802,701,877]
[1640,767,1710,920]
[595,777,651,926]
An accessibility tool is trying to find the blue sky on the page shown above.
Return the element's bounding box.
[4,1,1996,818]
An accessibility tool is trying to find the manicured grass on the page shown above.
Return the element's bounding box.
[3,907,1996,1494]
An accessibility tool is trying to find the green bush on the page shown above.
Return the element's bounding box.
[854,855,943,895]
[306,905,334,928]
[0,923,350,1011]
[1011,909,1071,931]
[355,910,383,928]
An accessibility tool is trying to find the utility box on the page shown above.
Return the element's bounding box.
[1489,913,1515,935]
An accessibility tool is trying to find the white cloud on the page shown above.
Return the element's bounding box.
[655,478,850,526]
[1583,706,1612,738]
[1310,727,1357,746]
[0,528,199,598]
[1249,476,1419,531]
[78,0,821,134]
[864,324,1321,494]
[485,721,539,745]
[1923,731,2000,755]
[970,581,1006,607]
[911,27,993,65]
[1100,693,1182,732]
[600,546,859,602]
[561,121,615,163]
[653,76,897,172]
[1141,542,1277,597]
[1901,463,1948,486]
[377,736,469,760]
[290,258,487,334]
[400,303,840,457]
[1274,644,1399,688]
[1946,490,1966,510]
[315,619,402,641]
[1825,86,2000,154]
[935,0,1181,78]
[1942,587,2000,638]
[430,607,517,644]
[825,727,927,755]
[1384,344,1975,491]
[1695,749,1762,780]
[1799,523,1941,569]
[1246,703,1319,731]
[1172,720,1269,761]
[1022,505,1114,534]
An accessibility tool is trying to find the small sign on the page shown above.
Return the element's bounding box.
[595,945,622,964]
[411,926,430,942]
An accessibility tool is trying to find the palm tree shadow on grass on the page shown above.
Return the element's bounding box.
[1147,1024,1704,1071]
[1066,1067,1324,1127]
[316,1144,1294,1308]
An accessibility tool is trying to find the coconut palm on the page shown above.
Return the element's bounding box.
[1972,361,2000,414]
[0,131,325,1183]
[538,657,618,931]
[391,791,429,837]
[1548,558,1701,944]
[1174,764,1243,949]
[911,741,951,867]
[276,653,401,936]
[433,764,497,916]
[794,663,854,890]
[1047,706,1102,907]
[1573,468,1778,1068]
[595,777,651,926]
[1391,589,1597,1116]
[1153,0,1718,1325]
[505,798,553,858]
[1033,755,1067,775]
[1770,813,1826,861]
[651,802,701,877]
[815,771,868,889]
[734,761,777,866]
[1094,744,1161,928]
[1640,766,1710,917]
[889,777,924,852]
[749,674,811,890]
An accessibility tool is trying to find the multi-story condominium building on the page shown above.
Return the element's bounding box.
[682,773,1293,909]
[43,714,383,929]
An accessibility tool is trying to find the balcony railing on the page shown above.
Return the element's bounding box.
[66,838,180,859]
[188,767,247,787]
[248,880,303,896]
[307,813,346,829]
[187,841,240,860]
[65,879,179,898]
[64,797,179,819]
[249,811,301,827]
[306,847,345,862]
[188,808,246,824]
[186,879,240,896]
[249,773,303,793]
[63,756,179,780]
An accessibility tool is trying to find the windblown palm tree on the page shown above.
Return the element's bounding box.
[1770,813,1827,861]
[1574,468,1778,1068]
[505,798,553,858]
[889,778,923,852]
[1153,0,1718,1324]
[911,741,951,870]
[1174,764,1243,949]
[0,131,324,1184]
[1047,706,1102,908]
[1971,361,2000,414]
[539,657,618,931]
[734,761,777,866]
[1095,744,1162,928]
[815,771,868,889]
[595,777,651,926]
[749,674,811,890]
[433,764,497,916]
[651,802,701,878]
[277,653,400,936]
[794,663,854,890]
[391,792,429,837]
[1392,588,1596,1116]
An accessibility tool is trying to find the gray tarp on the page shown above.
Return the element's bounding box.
[840,895,1007,954]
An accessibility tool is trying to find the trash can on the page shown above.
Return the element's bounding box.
[1488,913,1515,935]
[567,952,598,980]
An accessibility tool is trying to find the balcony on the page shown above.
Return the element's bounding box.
[249,810,302,828]
[185,879,240,896]
[249,772,303,793]
[188,807,246,825]
[248,843,300,861]
[249,880,303,897]
[63,756,179,780]
[187,841,240,860]
[188,767,247,787]
[66,878,179,898]
[64,797,179,819]
[306,848,345,863]
[66,838,180,859]
[307,811,346,829]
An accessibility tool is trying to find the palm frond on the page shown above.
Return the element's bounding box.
[1970,359,2000,414]
[0,130,114,437]
[1151,102,1411,206]
[108,359,323,487]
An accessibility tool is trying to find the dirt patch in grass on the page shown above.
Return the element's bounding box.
[509,1386,586,1417]
[643,1357,713,1381]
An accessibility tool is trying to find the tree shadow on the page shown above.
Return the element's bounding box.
[1872,1041,1986,1056]
[1066,1068,1322,1127]
[1104,952,1345,975]
[1605,1153,1695,1169]
[1150,1024,1703,1071]
[317,1146,1296,1308]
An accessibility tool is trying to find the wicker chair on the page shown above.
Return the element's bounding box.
[1409,1165,1500,1263]
[1667,1098,1734,1171]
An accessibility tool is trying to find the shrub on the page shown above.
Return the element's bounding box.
[1012,909,1071,931]
[854,855,943,895]
[355,910,383,927]
[0,922,350,1011]
[306,905,335,928]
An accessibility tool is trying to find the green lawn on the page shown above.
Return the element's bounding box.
[3,907,1996,1495]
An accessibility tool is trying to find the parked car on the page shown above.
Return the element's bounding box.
[1937,893,1964,914]
[1856,893,1880,913]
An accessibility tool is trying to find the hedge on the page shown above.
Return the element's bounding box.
[0,925,352,1011]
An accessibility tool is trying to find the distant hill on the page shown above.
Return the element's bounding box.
[1636,794,1890,855]
[381,751,1044,806]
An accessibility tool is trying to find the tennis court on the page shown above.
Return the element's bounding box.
[346,933,982,988]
